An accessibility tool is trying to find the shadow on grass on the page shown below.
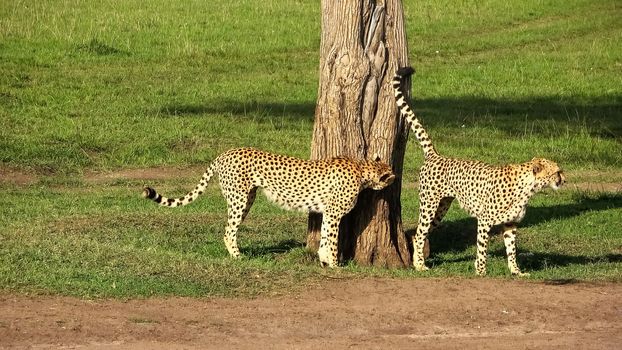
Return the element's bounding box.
[158,100,315,122]
[241,239,304,258]
[510,251,622,272]
[156,94,622,136]
[414,95,622,138]
[522,192,622,227]
[405,218,477,258]
[407,192,622,268]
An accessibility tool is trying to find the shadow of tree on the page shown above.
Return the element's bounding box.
[158,100,315,122]
[522,192,622,227]
[156,95,622,137]
[414,95,622,138]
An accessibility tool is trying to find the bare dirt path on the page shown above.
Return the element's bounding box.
[2,166,621,193]
[2,278,621,349]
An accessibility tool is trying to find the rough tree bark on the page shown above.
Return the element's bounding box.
[307,0,412,267]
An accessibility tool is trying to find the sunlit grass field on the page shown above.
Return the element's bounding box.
[0,0,620,297]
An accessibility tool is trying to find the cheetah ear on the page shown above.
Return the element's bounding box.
[372,153,381,162]
[532,159,544,175]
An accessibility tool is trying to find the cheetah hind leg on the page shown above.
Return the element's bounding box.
[503,223,530,277]
[429,197,454,232]
[424,197,454,258]
[223,188,257,258]
[413,225,430,271]
[240,188,257,223]
[317,212,341,268]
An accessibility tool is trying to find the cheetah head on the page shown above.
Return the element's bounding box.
[531,158,565,191]
[360,156,396,190]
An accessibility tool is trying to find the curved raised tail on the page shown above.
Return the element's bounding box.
[142,163,216,207]
[392,67,436,157]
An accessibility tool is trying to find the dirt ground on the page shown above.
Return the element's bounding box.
[2,166,621,193]
[1,278,621,349]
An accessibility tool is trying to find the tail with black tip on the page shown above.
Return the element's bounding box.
[392,67,436,157]
[142,163,216,207]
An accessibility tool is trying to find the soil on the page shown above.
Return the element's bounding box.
[1,278,621,349]
[1,168,620,349]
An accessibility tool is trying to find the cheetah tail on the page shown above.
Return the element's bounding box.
[392,67,436,157]
[142,163,216,208]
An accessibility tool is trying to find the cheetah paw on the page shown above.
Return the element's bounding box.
[414,264,429,272]
[512,271,530,277]
[319,260,339,268]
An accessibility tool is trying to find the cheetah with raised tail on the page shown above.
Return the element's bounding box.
[143,147,395,267]
[393,67,565,276]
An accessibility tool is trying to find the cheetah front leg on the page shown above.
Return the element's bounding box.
[503,223,529,277]
[318,212,341,268]
[474,220,493,276]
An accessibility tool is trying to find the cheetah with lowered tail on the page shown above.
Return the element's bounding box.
[393,67,565,276]
[143,147,395,267]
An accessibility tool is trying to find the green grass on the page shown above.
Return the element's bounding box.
[1,0,620,174]
[0,181,620,298]
[0,0,621,297]
[0,0,319,173]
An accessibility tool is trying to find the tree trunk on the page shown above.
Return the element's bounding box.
[307,0,412,267]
